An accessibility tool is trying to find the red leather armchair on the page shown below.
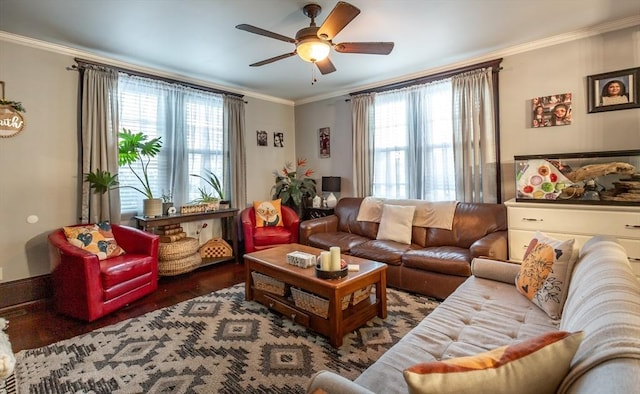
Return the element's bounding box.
[241,205,300,253]
[48,224,159,322]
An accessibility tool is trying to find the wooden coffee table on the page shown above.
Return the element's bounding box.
[244,243,387,347]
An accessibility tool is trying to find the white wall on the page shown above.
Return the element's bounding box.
[294,96,353,198]
[0,40,293,283]
[0,41,78,282]
[244,97,295,206]
[499,26,640,200]
[295,25,640,203]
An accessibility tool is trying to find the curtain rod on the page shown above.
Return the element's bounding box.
[70,58,244,99]
[349,58,503,97]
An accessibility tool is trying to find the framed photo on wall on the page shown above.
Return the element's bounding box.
[531,93,572,127]
[256,130,267,146]
[587,67,639,113]
[274,132,284,147]
[319,127,330,158]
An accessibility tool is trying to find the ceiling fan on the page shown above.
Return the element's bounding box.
[235,1,394,75]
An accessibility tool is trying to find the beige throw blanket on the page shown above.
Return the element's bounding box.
[356,197,458,230]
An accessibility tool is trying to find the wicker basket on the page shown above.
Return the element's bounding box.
[251,272,288,296]
[291,287,350,318]
[351,284,373,306]
[158,253,202,276]
[158,237,199,261]
[199,238,232,258]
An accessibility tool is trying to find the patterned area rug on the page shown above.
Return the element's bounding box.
[5,284,439,394]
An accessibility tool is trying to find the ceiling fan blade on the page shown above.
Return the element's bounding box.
[236,24,296,43]
[317,1,360,40]
[316,58,336,75]
[334,42,394,55]
[250,52,297,67]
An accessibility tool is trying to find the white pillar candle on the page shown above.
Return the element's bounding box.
[320,251,331,271]
[330,246,341,271]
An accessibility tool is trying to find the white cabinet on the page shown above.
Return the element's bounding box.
[505,199,640,278]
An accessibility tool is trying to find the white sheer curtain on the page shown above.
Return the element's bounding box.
[80,67,121,223]
[452,67,497,203]
[117,75,224,212]
[371,79,456,200]
[351,94,374,197]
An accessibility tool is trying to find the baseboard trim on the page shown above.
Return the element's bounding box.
[0,274,52,310]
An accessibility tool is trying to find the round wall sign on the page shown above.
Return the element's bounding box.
[0,105,25,138]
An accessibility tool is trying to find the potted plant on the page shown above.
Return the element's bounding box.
[190,169,229,209]
[85,128,163,217]
[272,158,317,217]
[161,191,174,215]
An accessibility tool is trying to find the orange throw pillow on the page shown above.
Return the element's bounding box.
[63,221,125,260]
[253,199,284,227]
[404,331,583,394]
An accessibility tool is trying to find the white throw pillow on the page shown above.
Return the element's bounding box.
[376,204,416,244]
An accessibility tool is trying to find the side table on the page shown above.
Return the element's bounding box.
[305,207,335,220]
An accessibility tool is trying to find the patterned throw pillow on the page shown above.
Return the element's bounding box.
[515,231,578,319]
[63,221,125,260]
[253,199,284,227]
[403,331,583,394]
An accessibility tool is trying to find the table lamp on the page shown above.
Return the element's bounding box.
[322,176,341,208]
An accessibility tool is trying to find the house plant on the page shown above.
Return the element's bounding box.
[190,169,229,209]
[85,128,163,217]
[272,158,316,217]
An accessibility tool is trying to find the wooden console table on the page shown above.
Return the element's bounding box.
[134,208,239,264]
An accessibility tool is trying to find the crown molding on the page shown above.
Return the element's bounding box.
[3,14,638,107]
[0,31,295,106]
[294,15,640,106]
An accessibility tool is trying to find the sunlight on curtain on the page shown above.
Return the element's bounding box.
[351,94,374,197]
[80,68,121,223]
[117,75,224,214]
[452,67,497,203]
[372,80,455,200]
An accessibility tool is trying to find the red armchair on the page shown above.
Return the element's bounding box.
[48,224,159,322]
[241,205,300,253]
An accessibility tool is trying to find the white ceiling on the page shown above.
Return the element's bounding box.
[1,0,639,104]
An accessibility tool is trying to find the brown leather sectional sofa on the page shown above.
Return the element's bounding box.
[299,197,507,299]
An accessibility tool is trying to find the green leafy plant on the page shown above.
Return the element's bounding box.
[0,99,26,113]
[190,169,225,200]
[272,158,316,209]
[85,128,162,199]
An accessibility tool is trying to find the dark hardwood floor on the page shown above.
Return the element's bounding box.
[1,261,245,353]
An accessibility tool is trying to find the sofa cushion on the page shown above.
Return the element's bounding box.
[308,232,371,253]
[403,331,583,394]
[63,221,125,260]
[376,204,415,244]
[100,254,155,300]
[252,226,294,247]
[253,199,284,227]
[402,247,472,276]
[515,231,577,319]
[353,272,559,393]
[350,240,412,266]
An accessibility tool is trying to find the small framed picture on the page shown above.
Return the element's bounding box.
[531,93,572,127]
[257,130,267,146]
[273,132,284,147]
[587,67,639,113]
[319,127,330,158]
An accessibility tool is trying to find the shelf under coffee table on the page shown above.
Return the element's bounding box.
[244,243,387,348]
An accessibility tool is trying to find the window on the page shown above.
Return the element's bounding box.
[372,80,456,201]
[117,74,224,214]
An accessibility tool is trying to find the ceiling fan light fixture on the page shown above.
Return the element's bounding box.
[296,38,331,63]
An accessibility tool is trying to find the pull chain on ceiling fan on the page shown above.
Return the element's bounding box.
[235,1,394,76]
